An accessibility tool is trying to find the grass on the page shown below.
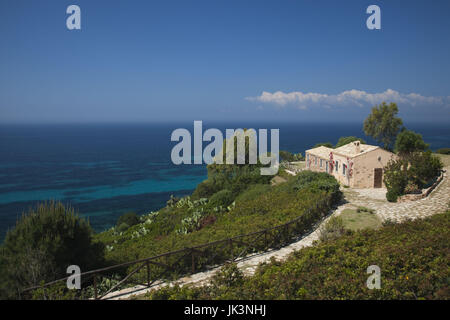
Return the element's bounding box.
[339,208,382,231]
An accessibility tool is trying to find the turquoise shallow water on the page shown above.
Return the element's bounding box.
[0,122,448,241]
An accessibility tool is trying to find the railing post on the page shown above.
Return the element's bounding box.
[146,261,150,287]
[93,274,98,300]
[191,249,195,274]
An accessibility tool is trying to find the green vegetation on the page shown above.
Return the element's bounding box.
[363,102,403,150]
[436,148,450,155]
[335,136,366,148]
[116,212,140,232]
[97,171,341,268]
[279,150,304,162]
[145,211,450,300]
[384,150,443,202]
[313,142,333,148]
[0,202,105,299]
[394,129,429,158]
[318,216,346,242]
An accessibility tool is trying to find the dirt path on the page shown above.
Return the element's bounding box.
[103,164,449,300]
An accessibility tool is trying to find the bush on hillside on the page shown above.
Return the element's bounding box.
[145,212,450,300]
[0,202,105,299]
[293,171,342,203]
[436,148,450,155]
[116,212,140,230]
[408,151,443,188]
[208,189,234,207]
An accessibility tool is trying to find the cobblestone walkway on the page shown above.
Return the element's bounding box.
[104,164,449,300]
[341,169,449,223]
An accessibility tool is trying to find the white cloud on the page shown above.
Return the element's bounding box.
[246,89,449,109]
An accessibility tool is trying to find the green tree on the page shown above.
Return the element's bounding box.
[0,202,104,299]
[279,150,303,162]
[192,129,271,199]
[363,102,403,150]
[335,136,366,148]
[116,212,140,228]
[313,142,333,148]
[408,151,443,188]
[394,129,429,158]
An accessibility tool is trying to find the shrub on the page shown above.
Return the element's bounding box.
[319,216,346,242]
[234,184,271,204]
[408,151,443,188]
[335,136,366,148]
[386,189,399,202]
[208,189,234,207]
[394,129,429,157]
[436,148,450,155]
[383,158,409,201]
[0,202,104,299]
[146,212,450,300]
[116,212,140,229]
[294,171,342,203]
[191,180,219,200]
[117,223,130,233]
[279,150,304,162]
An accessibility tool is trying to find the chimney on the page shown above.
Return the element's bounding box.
[353,141,361,153]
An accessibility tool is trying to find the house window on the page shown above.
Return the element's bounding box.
[315,157,317,165]
[343,164,347,176]
[326,161,328,173]
[320,159,323,167]
[335,161,338,170]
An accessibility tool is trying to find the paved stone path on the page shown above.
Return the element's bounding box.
[103,165,449,300]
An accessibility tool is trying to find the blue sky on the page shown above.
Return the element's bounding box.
[1,0,450,123]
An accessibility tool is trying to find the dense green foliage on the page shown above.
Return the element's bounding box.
[97,171,341,265]
[313,142,333,148]
[384,151,443,202]
[363,102,403,150]
[145,212,450,300]
[436,148,450,155]
[335,136,366,148]
[208,189,234,207]
[279,150,304,162]
[0,202,105,299]
[116,212,140,231]
[394,129,429,157]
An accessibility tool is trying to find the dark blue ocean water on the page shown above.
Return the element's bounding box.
[0,122,449,241]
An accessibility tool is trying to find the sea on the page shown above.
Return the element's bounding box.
[0,122,449,241]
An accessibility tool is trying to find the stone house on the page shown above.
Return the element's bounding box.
[305,141,396,188]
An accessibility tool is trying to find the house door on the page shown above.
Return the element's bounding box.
[374,168,383,188]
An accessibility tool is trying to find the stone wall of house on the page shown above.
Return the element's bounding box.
[351,148,396,188]
[305,152,353,186]
[306,148,397,188]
